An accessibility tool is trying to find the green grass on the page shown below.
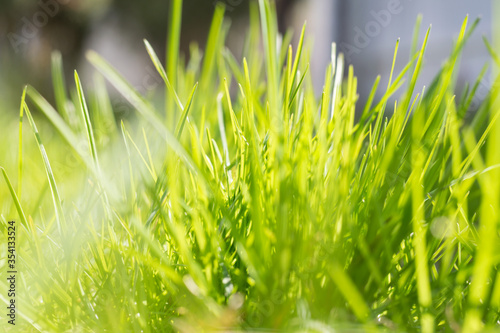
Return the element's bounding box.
[1,1,500,331]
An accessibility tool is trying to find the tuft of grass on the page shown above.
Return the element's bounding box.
[1,1,500,332]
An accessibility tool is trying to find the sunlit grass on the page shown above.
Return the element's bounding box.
[1,1,500,332]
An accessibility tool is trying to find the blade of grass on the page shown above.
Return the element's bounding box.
[24,104,66,234]
[166,0,183,120]
[86,51,201,178]
[17,86,27,197]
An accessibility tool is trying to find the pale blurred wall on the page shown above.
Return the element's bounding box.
[288,0,336,88]
[289,0,493,103]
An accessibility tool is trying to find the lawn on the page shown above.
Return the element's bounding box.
[1,0,500,332]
